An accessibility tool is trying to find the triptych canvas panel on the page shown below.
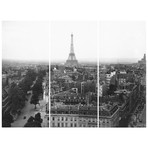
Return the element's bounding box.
[2,21,146,128]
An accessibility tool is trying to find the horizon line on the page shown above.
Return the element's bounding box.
[2,59,49,63]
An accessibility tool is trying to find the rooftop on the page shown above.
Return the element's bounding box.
[99,102,119,117]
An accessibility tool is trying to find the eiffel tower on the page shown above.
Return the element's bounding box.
[65,34,78,67]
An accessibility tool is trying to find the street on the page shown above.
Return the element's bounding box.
[11,92,48,127]
[11,93,37,127]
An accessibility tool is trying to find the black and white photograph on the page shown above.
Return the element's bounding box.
[2,21,49,127]
[1,1,148,148]
[50,21,98,127]
[99,21,146,127]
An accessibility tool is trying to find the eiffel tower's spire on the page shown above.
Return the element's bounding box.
[70,34,74,53]
[65,34,78,67]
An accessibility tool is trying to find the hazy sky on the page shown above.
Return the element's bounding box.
[2,21,49,62]
[99,21,146,63]
[51,21,97,63]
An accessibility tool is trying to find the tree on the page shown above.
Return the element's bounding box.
[30,69,45,108]
[108,84,117,95]
[9,83,26,115]
[19,69,37,93]
[24,116,36,127]
[71,75,76,81]
[32,72,43,94]
[30,93,39,109]
[34,113,43,124]
[24,113,42,127]
[32,79,43,95]
[2,113,14,127]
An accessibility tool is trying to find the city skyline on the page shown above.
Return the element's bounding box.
[2,21,49,62]
[3,21,145,64]
[99,21,146,63]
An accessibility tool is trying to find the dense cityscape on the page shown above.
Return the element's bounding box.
[50,34,98,127]
[99,54,146,127]
[2,60,49,127]
[2,22,146,128]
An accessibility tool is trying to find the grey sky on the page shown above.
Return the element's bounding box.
[99,21,146,63]
[51,21,97,63]
[2,21,49,62]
